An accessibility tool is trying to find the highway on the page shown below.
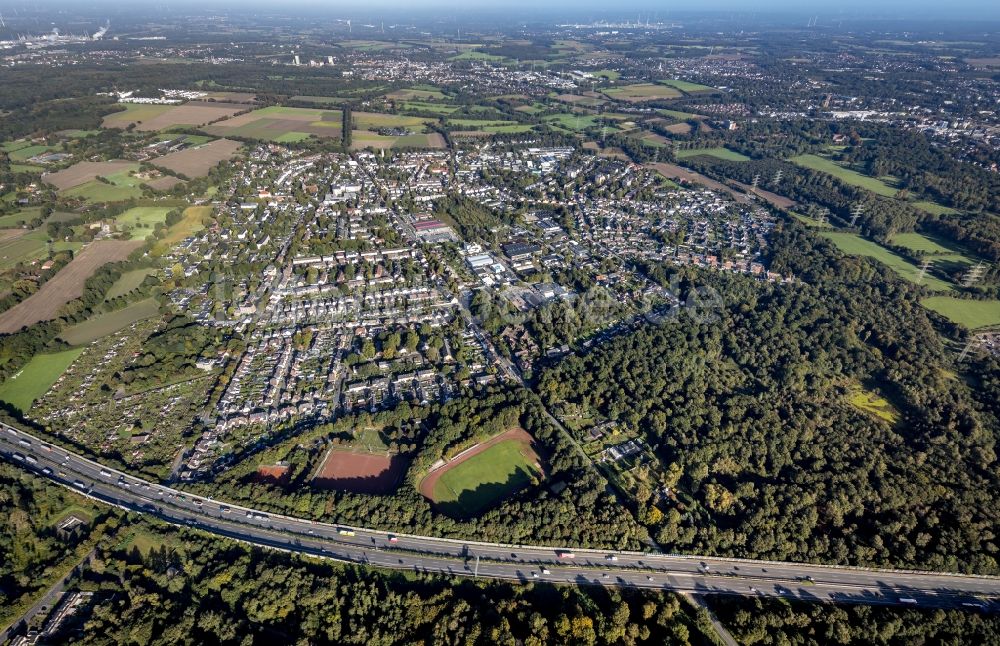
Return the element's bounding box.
[2,423,999,613]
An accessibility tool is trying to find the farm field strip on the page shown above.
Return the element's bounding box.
[0,240,143,333]
[820,232,954,292]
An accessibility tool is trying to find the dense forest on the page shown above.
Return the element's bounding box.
[539,221,1000,573]
[0,463,116,629]
[65,522,717,646]
[708,596,1000,645]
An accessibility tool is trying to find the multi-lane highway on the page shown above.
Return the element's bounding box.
[2,423,999,613]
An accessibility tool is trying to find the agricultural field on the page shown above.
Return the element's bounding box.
[385,86,447,101]
[204,105,342,142]
[43,161,138,191]
[352,111,435,130]
[543,113,612,132]
[890,232,960,254]
[151,205,211,255]
[289,96,351,105]
[0,239,143,333]
[113,206,174,240]
[397,101,459,115]
[419,428,543,517]
[553,94,607,108]
[102,101,245,132]
[658,78,718,93]
[0,230,48,269]
[446,118,535,134]
[911,201,959,216]
[789,212,834,228]
[0,347,84,411]
[592,69,621,80]
[820,232,953,292]
[888,232,982,273]
[675,147,751,161]
[450,49,505,61]
[602,83,682,102]
[152,138,242,178]
[921,297,1000,329]
[59,298,161,346]
[789,154,899,197]
[846,384,901,424]
[351,131,447,150]
[106,268,157,300]
[4,142,61,162]
[514,102,548,114]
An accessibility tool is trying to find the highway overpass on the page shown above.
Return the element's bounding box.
[2,423,998,612]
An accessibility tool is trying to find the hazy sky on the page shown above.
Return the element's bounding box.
[16,0,1000,21]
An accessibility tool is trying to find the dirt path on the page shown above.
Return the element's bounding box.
[417,427,536,501]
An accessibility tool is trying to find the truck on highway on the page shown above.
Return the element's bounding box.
[11,452,25,461]
[556,551,575,559]
[899,598,918,604]
[100,469,112,478]
[338,528,356,537]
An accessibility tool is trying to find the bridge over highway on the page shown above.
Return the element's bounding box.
[2,423,998,613]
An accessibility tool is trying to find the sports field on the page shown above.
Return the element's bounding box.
[675,147,750,161]
[790,154,898,197]
[420,428,543,517]
[60,298,160,346]
[820,232,953,291]
[312,446,408,494]
[921,297,1000,329]
[0,347,85,412]
[603,83,682,102]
